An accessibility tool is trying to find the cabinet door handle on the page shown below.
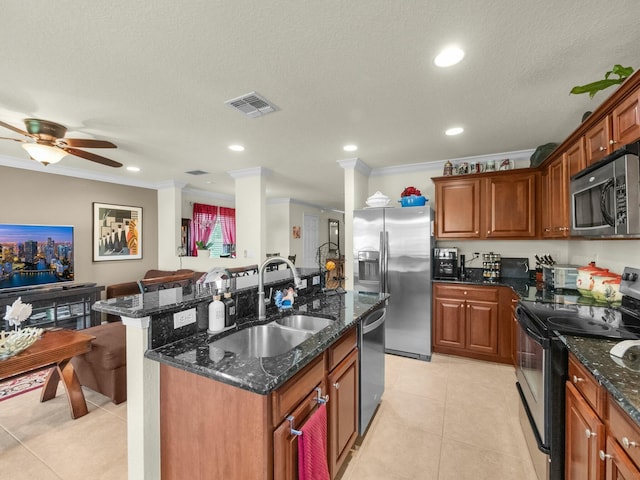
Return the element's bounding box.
[610,139,617,145]
[333,382,340,390]
[599,450,611,461]
[599,146,607,151]
[474,231,478,235]
[467,304,470,308]
[463,291,467,295]
[585,429,596,438]
[622,437,638,448]
[572,375,584,384]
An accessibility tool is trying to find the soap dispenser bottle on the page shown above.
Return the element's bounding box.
[223,291,236,327]
[208,293,225,333]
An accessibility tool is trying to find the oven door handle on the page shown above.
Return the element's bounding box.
[516,382,551,455]
[524,326,551,348]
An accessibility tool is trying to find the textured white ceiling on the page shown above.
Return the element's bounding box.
[1,1,639,211]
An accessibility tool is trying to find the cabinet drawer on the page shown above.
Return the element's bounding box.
[568,355,605,417]
[328,327,357,371]
[607,400,640,470]
[271,354,325,425]
[433,284,499,302]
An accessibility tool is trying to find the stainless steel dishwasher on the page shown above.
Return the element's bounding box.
[358,303,386,436]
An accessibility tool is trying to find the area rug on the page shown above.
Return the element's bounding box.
[0,368,50,402]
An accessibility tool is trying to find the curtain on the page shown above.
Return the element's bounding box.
[190,203,218,254]
[219,207,236,245]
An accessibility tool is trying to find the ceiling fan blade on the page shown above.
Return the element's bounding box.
[0,120,30,137]
[58,138,117,149]
[0,136,26,143]
[64,147,123,168]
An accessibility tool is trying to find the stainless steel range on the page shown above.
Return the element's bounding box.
[514,266,640,480]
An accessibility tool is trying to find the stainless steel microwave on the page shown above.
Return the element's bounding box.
[570,141,640,237]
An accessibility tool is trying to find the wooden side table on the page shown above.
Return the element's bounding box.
[0,329,95,419]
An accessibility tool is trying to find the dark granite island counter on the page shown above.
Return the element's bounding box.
[145,290,388,394]
[92,278,388,480]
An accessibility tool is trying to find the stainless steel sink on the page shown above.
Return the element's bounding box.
[209,324,313,358]
[273,314,335,332]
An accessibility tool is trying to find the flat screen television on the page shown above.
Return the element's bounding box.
[0,224,74,292]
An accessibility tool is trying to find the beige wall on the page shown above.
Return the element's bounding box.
[1,166,158,292]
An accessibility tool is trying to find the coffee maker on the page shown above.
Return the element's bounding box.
[433,247,459,279]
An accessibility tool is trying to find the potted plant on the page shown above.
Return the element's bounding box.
[196,240,213,257]
[570,64,634,98]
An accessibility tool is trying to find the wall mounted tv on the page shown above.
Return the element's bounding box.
[0,224,74,292]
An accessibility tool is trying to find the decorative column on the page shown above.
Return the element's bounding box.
[337,158,371,290]
[121,316,160,480]
[227,167,271,262]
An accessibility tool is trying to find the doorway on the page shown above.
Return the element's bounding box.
[303,214,319,268]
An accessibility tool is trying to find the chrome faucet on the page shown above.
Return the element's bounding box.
[257,256,303,320]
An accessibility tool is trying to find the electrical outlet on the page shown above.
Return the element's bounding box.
[300,278,307,289]
[173,308,196,329]
[313,299,321,309]
[312,275,320,285]
[299,304,308,312]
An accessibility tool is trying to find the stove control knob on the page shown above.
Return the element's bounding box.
[633,273,639,282]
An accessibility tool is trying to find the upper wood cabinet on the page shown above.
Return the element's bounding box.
[485,171,537,238]
[541,136,583,239]
[434,169,538,240]
[435,177,481,238]
[585,90,640,166]
[612,90,640,147]
[585,115,613,165]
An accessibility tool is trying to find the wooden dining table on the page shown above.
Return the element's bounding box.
[0,329,95,419]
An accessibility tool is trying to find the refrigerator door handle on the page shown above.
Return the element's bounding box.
[379,231,385,294]
[383,231,389,293]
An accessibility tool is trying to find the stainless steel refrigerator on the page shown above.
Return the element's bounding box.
[353,206,433,360]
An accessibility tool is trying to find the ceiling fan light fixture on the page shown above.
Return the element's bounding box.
[21,143,67,165]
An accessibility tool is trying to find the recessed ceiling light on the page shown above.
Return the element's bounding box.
[228,144,245,152]
[343,144,358,152]
[126,166,140,172]
[445,127,464,136]
[434,46,465,67]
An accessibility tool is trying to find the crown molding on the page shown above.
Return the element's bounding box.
[227,166,272,179]
[337,157,371,176]
[369,149,535,176]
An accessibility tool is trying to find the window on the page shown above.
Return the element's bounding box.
[190,203,236,258]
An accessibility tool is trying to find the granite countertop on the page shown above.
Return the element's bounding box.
[560,335,640,425]
[145,290,388,395]
[435,275,640,425]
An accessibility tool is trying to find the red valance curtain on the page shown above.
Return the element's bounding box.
[190,203,218,254]
[219,207,236,245]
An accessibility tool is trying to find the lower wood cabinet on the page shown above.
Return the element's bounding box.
[160,326,358,480]
[565,353,640,480]
[432,283,512,364]
[565,381,604,480]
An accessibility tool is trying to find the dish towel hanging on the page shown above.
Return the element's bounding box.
[298,404,330,480]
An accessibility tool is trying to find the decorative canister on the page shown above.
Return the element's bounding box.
[576,263,608,297]
[591,273,622,303]
[443,160,453,176]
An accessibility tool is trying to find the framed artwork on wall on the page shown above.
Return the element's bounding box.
[93,202,142,261]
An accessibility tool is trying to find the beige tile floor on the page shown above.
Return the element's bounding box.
[0,354,537,480]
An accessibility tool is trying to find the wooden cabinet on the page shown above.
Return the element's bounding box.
[612,90,640,149]
[435,177,481,238]
[433,284,511,363]
[585,91,640,166]
[565,381,605,480]
[586,116,613,165]
[484,171,537,238]
[433,170,538,240]
[542,155,569,238]
[565,353,640,480]
[273,355,333,480]
[160,326,358,480]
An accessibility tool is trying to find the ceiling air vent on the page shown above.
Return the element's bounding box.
[224,92,279,118]
[185,170,209,176]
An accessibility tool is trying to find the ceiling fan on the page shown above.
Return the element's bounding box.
[0,118,122,167]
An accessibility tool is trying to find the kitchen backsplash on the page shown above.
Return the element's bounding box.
[437,238,639,275]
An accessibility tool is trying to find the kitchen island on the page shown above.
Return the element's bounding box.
[93,278,388,480]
